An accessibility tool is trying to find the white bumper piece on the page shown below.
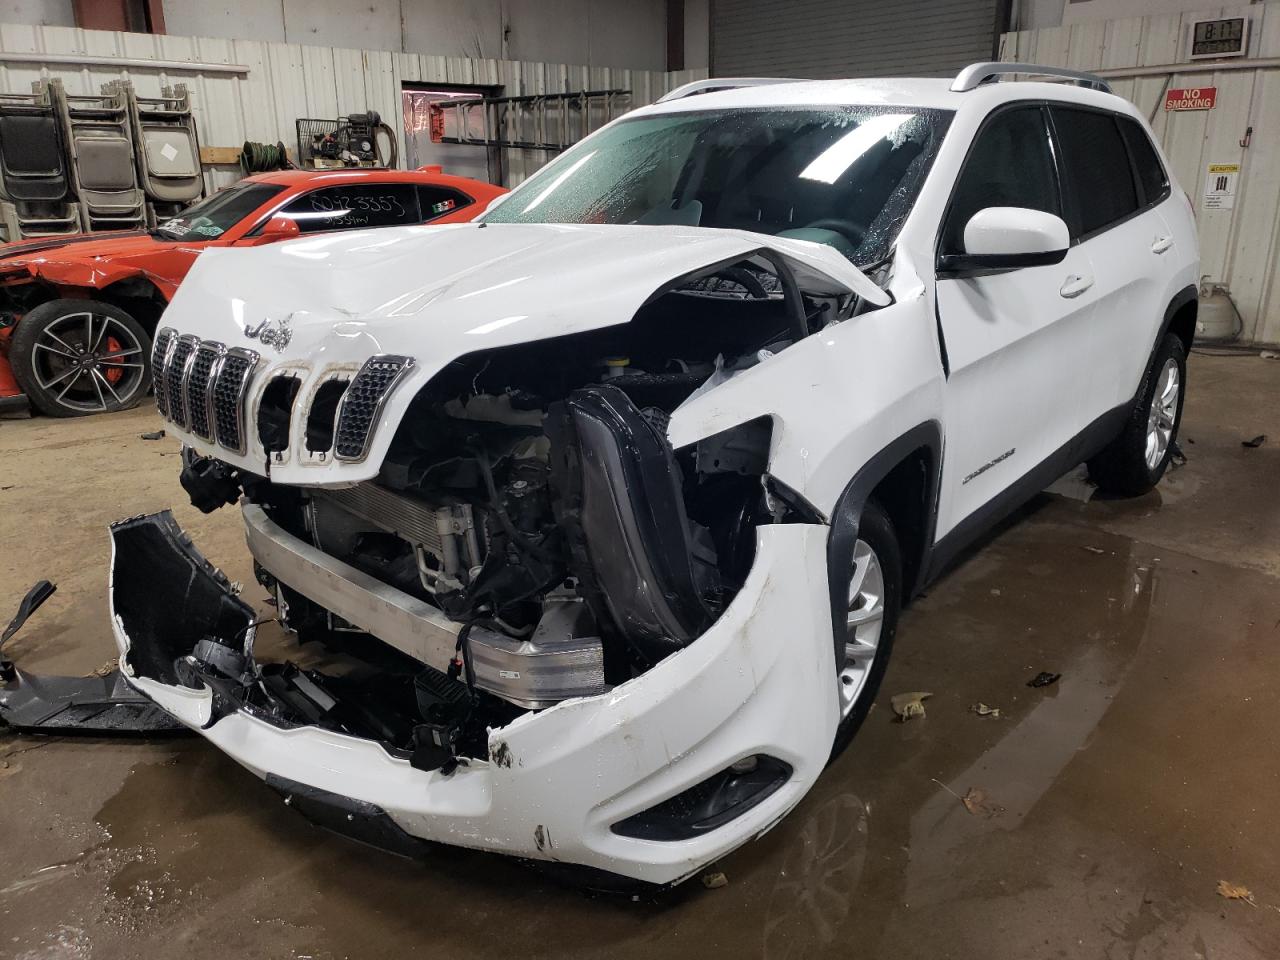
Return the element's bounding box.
[110,522,838,886]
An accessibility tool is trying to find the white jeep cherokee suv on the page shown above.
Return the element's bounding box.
[112,62,1198,887]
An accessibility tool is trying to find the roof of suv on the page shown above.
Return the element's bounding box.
[638,66,1127,116]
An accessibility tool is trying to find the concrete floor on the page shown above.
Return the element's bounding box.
[1,353,1279,960]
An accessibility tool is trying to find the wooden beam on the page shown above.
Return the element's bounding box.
[200,146,243,165]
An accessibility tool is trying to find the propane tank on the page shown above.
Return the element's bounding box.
[1196,284,1241,341]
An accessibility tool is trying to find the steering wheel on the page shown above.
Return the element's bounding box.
[803,218,868,248]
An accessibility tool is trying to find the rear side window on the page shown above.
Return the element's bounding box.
[941,105,1059,254]
[279,183,421,234]
[417,185,473,221]
[1117,117,1168,206]
[1050,107,1140,237]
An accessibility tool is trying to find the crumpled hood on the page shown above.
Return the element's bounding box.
[168,221,887,353]
[162,222,887,485]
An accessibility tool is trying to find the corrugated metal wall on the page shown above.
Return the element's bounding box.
[711,0,1001,78]
[0,22,706,191]
[1003,3,1280,344]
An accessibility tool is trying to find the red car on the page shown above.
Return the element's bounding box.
[0,167,505,417]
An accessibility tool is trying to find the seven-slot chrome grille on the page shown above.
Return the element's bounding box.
[152,326,258,455]
[152,327,412,463]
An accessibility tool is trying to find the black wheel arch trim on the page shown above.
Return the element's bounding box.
[1155,285,1197,354]
[825,421,942,669]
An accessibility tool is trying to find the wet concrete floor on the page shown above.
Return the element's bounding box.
[1,352,1279,959]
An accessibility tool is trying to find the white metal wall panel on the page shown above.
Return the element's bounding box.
[711,0,1001,78]
[1002,2,1280,343]
[0,21,707,194]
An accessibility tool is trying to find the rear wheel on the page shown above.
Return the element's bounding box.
[10,298,152,417]
[1087,333,1186,496]
[831,500,901,760]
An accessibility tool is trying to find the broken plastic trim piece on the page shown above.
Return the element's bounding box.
[0,667,187,734]
[111,510,257,692]
[0,576,187,734]
[0,580,56,652]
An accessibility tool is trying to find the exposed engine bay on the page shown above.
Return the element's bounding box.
[160,258,849,774]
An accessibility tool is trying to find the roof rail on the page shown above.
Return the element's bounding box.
[951,61,1112,94]
[656,77,801,103]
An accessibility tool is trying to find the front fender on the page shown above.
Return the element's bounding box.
[666,292,945,517]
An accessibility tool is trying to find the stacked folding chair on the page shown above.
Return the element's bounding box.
[0,82,80,240]
[49,78,147,231]
[110,79,204,223]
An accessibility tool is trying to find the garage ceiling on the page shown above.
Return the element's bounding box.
[711,0,1005,79]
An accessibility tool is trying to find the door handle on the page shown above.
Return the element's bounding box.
[1151,236,1173,254]
[1059,274,1095,299]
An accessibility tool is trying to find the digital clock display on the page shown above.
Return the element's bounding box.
[1190,18,1247,58]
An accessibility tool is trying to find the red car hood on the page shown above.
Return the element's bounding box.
[0,231,165,265]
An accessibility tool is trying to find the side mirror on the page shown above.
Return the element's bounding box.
[242,214,300,246]
[938,207,1069,277]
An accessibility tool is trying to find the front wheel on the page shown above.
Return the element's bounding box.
[10,298,152,417]
[831,500,902,760]
[1087,332,1186,496]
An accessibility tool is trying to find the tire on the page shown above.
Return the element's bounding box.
[1087,332,1186,497]
[830,499,902,761]
[10,298,152,418]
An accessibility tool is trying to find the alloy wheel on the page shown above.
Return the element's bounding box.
[29,310,148,414]
[1144,357,1180,471]
[839,538,886,719]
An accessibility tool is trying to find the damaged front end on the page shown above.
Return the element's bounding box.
[113,249,856,884]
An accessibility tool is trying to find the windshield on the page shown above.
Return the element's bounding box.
[483,106,952,265]
[153,182,287,241]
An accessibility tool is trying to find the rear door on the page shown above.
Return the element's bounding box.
[1048,106,1177,413]
[933,104,1099,539]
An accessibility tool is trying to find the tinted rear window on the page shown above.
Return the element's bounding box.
[1117,117,1168,206]
[280,183,422,233]
[1051,107,1140,237]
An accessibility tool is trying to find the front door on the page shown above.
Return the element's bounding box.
[933,104,1100,539]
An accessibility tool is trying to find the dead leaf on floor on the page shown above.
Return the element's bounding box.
[90,658,118,677]
[1242,435,1267,449]
[702,872,728,889]
[890,691,932,721]
[1217,880,1257,905]
[970,702,1001,718]
[962,787,1004,818]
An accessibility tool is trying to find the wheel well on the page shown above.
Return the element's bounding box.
[868,446,933,598]
[97,278,167,335]
[1166,294,1197,355]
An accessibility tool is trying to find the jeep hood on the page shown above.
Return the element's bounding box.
[167,221,888,352]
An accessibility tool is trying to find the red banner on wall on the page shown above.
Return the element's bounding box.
[1165,87,1217,111]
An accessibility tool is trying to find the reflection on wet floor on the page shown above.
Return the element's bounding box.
[4,354,1280,959]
